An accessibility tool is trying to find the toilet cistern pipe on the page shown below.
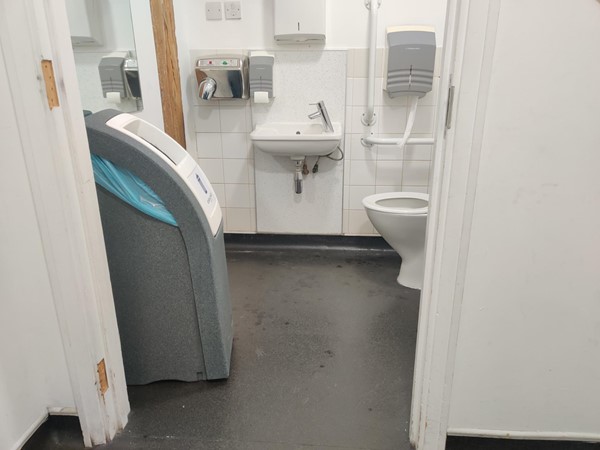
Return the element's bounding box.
[362,0,381,127]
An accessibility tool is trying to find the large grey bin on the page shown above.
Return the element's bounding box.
[86,109,232,384]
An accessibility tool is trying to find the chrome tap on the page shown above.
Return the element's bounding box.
[308,101,334,133]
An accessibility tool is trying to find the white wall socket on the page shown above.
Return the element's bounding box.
[224,1,242,20]
[205,2,222,20]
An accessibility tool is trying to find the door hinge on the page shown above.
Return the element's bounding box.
[445,83,455,134]
[41,60,60,110]
[97,359,109,395]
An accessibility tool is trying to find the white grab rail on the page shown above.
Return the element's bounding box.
[361,136,435,147]
[362,0,380,126]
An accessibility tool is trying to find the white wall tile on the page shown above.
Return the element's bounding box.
[376,160,403,186]
[348,185,375,210]
[353,49,369,78]
[222,207,228,230]
[404,143,433,161]
[342,209,350,234]
[411,105,436,134]
[352,78,368,106]
[348,209,375,235]
[220,104,249,132]
[194,105,221,132]
[211,183,226,207]
[346,49,355,76]
[402,161,431,186]
[223,159,250,184]
[247,157,255,184]
[196,133,222,159]
[379,106,407,134]
[225,183,251,207]
[197,158,224,183]
[226,207,254,232]
[376,184,403,194]
[375,134,404,161]
[402,185,429,194]
[221,133,250,158]
[349,159,377,185]
[349,134,377,161]
[345,78,354,106]
[343,159,350,186]
[343,185,349,209]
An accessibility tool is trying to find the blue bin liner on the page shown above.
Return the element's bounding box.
[91,153,177,227]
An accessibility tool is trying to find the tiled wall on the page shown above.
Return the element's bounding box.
[189,48,441,235]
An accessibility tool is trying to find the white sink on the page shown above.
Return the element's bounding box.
[250,122,342,159]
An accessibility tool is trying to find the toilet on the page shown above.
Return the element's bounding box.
[362,192,429,289]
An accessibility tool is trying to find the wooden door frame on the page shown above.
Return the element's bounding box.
[149,0,186,148]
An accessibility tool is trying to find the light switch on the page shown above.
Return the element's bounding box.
[205,2,222,20]
[224,1,241,20]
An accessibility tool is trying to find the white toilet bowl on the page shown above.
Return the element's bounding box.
[362,192,429,289]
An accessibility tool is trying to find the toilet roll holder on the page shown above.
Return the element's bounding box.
[195,56,249,100]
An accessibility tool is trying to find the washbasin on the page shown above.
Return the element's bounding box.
[250,122,342,159]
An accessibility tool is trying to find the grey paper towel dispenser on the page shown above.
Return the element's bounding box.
[385,26,436,98]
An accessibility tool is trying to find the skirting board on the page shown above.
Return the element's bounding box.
[447,428,600,443]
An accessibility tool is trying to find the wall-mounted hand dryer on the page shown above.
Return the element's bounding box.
[274,0,326,44]
[385,26,436,98]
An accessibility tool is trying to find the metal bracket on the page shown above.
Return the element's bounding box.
[364,0,382,10]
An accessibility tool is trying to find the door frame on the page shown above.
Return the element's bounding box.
[0,0,130,445]
[410,0,501,448]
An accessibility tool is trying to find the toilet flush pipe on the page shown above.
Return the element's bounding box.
[362,0,381,126]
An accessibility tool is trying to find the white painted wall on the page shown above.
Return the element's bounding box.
[0,46,75,450]
[447,0,600,439]
[179,0,447,48]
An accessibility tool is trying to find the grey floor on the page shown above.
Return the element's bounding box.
[24,243,600,450]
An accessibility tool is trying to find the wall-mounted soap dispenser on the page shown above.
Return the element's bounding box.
[385,26,436,98]
[99,52,128,101]
[195,56,249,100]
[274,0,326,44]
[98,52,142,108]
[249,52,274,103]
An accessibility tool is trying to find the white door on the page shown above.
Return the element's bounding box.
[414,0,600,448]
[0,0,129,446]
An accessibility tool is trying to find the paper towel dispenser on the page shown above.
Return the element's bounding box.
[195,56,249,100]
[385,26,436,98]
[274,0,326,44]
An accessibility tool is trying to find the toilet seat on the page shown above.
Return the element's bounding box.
[362,192,429,215]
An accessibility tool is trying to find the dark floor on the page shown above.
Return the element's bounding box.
[24,243,600,450]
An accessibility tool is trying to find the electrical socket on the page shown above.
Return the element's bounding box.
[224,1,241,20]
[205,2,222,20]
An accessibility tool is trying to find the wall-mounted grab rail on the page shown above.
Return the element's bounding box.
[361,136,435,147]
[362,0,380,126]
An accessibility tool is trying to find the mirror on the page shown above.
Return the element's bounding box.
[66,0,143,114]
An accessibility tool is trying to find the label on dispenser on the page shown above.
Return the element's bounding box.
[187,165,214,206]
